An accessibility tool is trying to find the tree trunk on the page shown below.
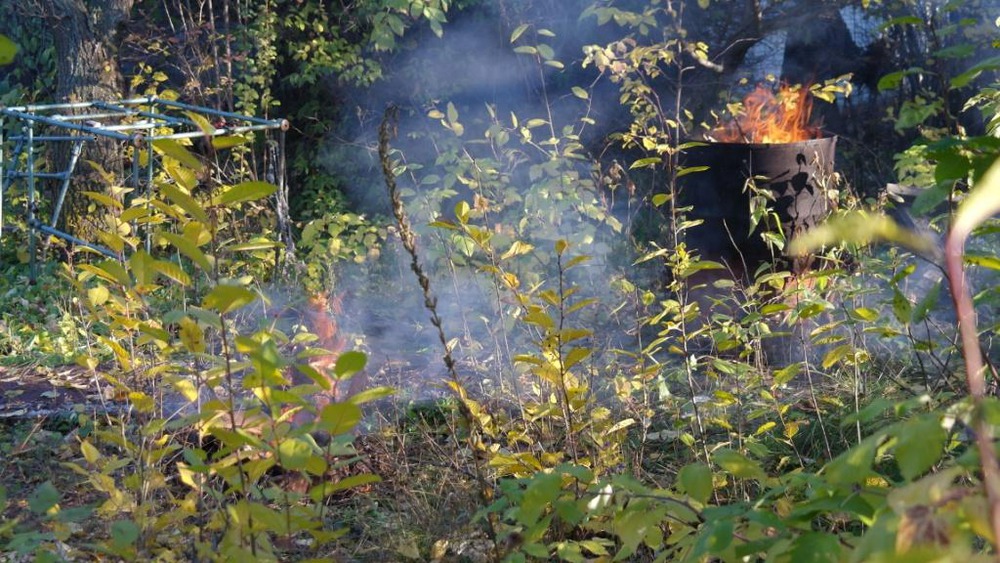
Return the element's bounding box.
[38,0,135,240]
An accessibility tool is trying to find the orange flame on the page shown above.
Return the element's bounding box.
[713,84,820,144]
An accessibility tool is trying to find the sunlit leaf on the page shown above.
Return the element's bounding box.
[277,437,314,471]
[202,284,257,314]
[318,402,362,435]
[0,34,18,65]
[510,23,529,43]
[80,441,101,464]
[183,111,216,136]
[153,260,191,286]
[172,377,200,402]
[152,139,203,172]
[214,181,277,206]
[179,317,206,354]
[952,157,1000,241]
[87,285,110,308]
[347,386,395,405]
[158,182,209,223]
[211,136,248,150]
[788,211,936,257]
[159,231,213,272]
[335,351,367,378]
[129,250,157,286]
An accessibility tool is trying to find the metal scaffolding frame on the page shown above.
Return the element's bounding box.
[0,96,289,279]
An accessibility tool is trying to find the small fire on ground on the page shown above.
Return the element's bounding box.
[711,83,821,144]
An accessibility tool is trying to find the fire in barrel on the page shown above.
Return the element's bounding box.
[679,84,837,278]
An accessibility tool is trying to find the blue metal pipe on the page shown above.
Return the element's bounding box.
[1,109,132,141]
[29,222,119,259]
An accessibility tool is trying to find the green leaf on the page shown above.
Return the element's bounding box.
[202,284,257,314]
[159,232,213,273]
[966,253,1000,270]
[277,437,314,471]
[629,157,661,170]
[347,386,395,405]
[153,260,191,286]
[879,15,923,30]
[678,463,713,503]
[224,239,283,253]
[158,182,210,223]
[94,260,131,286]
[614,504,667,559]
[211,136,248,150]
[692,518,733,557]
[82,190,123,210]
[895,415,946,481]
[318,402,362,435]
[335,351,367,378]
[129,250,157,286]
[951,55,1000,89]
[111,520,140,550]
[676,165,709,178]
[713,448,765,480]
[152,139,203,172]
[214,181,277,206]
[910,280,940,323]
[0,34,18,65]
[824,432,882,486]
[851,307,879,322]
[789,532,841,563]
[571,86,588,99]
[772,363,801,387]
[518,472,562,526]
[28,482,59,514]
[310,474,382,502]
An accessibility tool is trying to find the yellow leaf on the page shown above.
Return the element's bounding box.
[87,285,110,307]
[174,377,198,403]
[953,157,1000,240]
[179,317,206,353]
[152,138,203,172]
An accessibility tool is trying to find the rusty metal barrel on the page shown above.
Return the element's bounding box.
[678,136,837,277]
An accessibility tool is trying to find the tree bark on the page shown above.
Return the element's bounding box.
[37,0,135,239]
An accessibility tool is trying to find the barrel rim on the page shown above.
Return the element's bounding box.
[681,135,838,151]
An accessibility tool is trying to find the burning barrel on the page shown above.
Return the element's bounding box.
[678,83,837,278]
[678,136,837,277]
